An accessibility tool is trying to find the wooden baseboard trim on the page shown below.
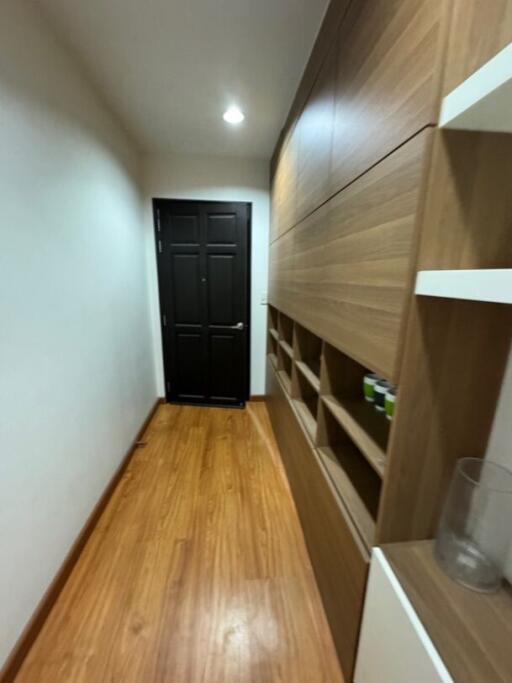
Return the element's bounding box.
[250,395,267,402]
[0,397,164,683]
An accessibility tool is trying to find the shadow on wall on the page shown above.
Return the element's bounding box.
[0,0,140,185]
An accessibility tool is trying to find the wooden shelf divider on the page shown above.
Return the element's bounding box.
[317,446,376,551]
[293,398,318,441]
[279,339,294,359]
[269,327,280,341]
[278,370,292,395]
[415,269,512,304]
[317,401,381,551]
[439,41,512,134]
[296,360,321,392]
[321,395,388,477]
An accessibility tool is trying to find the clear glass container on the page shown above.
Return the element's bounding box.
[435,457,512,593]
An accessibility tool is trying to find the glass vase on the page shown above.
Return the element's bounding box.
[434,457,512,593]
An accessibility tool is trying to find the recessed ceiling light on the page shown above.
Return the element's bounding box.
[223,106,245,125]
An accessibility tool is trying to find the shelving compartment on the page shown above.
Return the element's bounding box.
[268,304,279,335]
[321,343,390,477]
[292,361,319,441]
[278,312,294,359]
[317,402,381,550]
[268,330,278,369]
[277,342,293,395]
[294,323,322,392]
[267,305,280,368]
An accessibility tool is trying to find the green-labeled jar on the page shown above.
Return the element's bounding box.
[363,373,380,403]
[374,380,391,412]
[385,388,396,421]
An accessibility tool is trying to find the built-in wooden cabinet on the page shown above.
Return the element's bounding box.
[270,129,432,381]
[266,360,369,680]
[266,309,397,676]
[267,0,512,679]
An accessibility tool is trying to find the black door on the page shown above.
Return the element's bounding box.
[154,199,250,407]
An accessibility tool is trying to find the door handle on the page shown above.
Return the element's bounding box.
[230,322,244,330]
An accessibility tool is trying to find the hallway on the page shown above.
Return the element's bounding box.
[15,403,343,682]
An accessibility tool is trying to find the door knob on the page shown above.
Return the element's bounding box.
[230,322,244,330]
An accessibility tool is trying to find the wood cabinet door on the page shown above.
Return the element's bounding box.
[330,0,449,195]
[271,125,299,242]
[296,39,337,222]
[270,129,432,382]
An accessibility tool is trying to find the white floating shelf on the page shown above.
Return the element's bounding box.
[440,42,512,133]
[415,270,512,304]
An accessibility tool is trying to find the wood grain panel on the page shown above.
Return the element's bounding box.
[270,129,432,382]
[296,39,337,221]
[266,362,368,681]
[268,222,296,313]
[13,403,344,683]
[416,130,512,269]
[330,0,449,194]
[385,541,512,683]
[271,0,351,178]
[270,125,299,242]
[443,0,512,93]
[377,297,512,543]
[377,126,512,542]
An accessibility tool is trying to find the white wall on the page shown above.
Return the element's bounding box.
[144,153,270,396]
[0,1,156,668]
[486,346,512,467]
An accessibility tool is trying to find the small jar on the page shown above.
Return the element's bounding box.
[385,388,396,421]
[363,373,380,403]
[374,380,391,412]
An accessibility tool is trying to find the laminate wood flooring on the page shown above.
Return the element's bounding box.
[15,403,343,683]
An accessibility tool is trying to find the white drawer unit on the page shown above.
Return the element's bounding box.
[354,548,453,683]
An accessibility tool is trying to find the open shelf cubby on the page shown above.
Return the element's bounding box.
[294,323,322,392]
[268,304,279,340]
[292,363,319,441]
[277,342,293,395]
[321,343,390,477]
[278,312,294,347]
[317,401,381,550]
[268,328,278,369]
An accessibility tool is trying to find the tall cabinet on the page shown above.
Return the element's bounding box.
[266,0,512,679]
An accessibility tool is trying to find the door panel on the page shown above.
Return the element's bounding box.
[168,214,200,245]
[209,334,239,401]
[174,332,205,400]
[207,213,237,244]
[171,254,201,324]
[207,254,235,324]
[155,199,250,407]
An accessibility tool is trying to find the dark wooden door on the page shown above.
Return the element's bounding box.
[154,199,250,407]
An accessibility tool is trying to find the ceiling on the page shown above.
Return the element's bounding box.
[39,0,329,159]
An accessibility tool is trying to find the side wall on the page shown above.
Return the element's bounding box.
[144,153,270,396]
[0,1,156,667]
[486,346,512,581]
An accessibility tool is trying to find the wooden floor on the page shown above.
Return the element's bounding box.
[15,403,344,683]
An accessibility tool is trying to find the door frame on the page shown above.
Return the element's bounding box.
[152,198,252,406]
